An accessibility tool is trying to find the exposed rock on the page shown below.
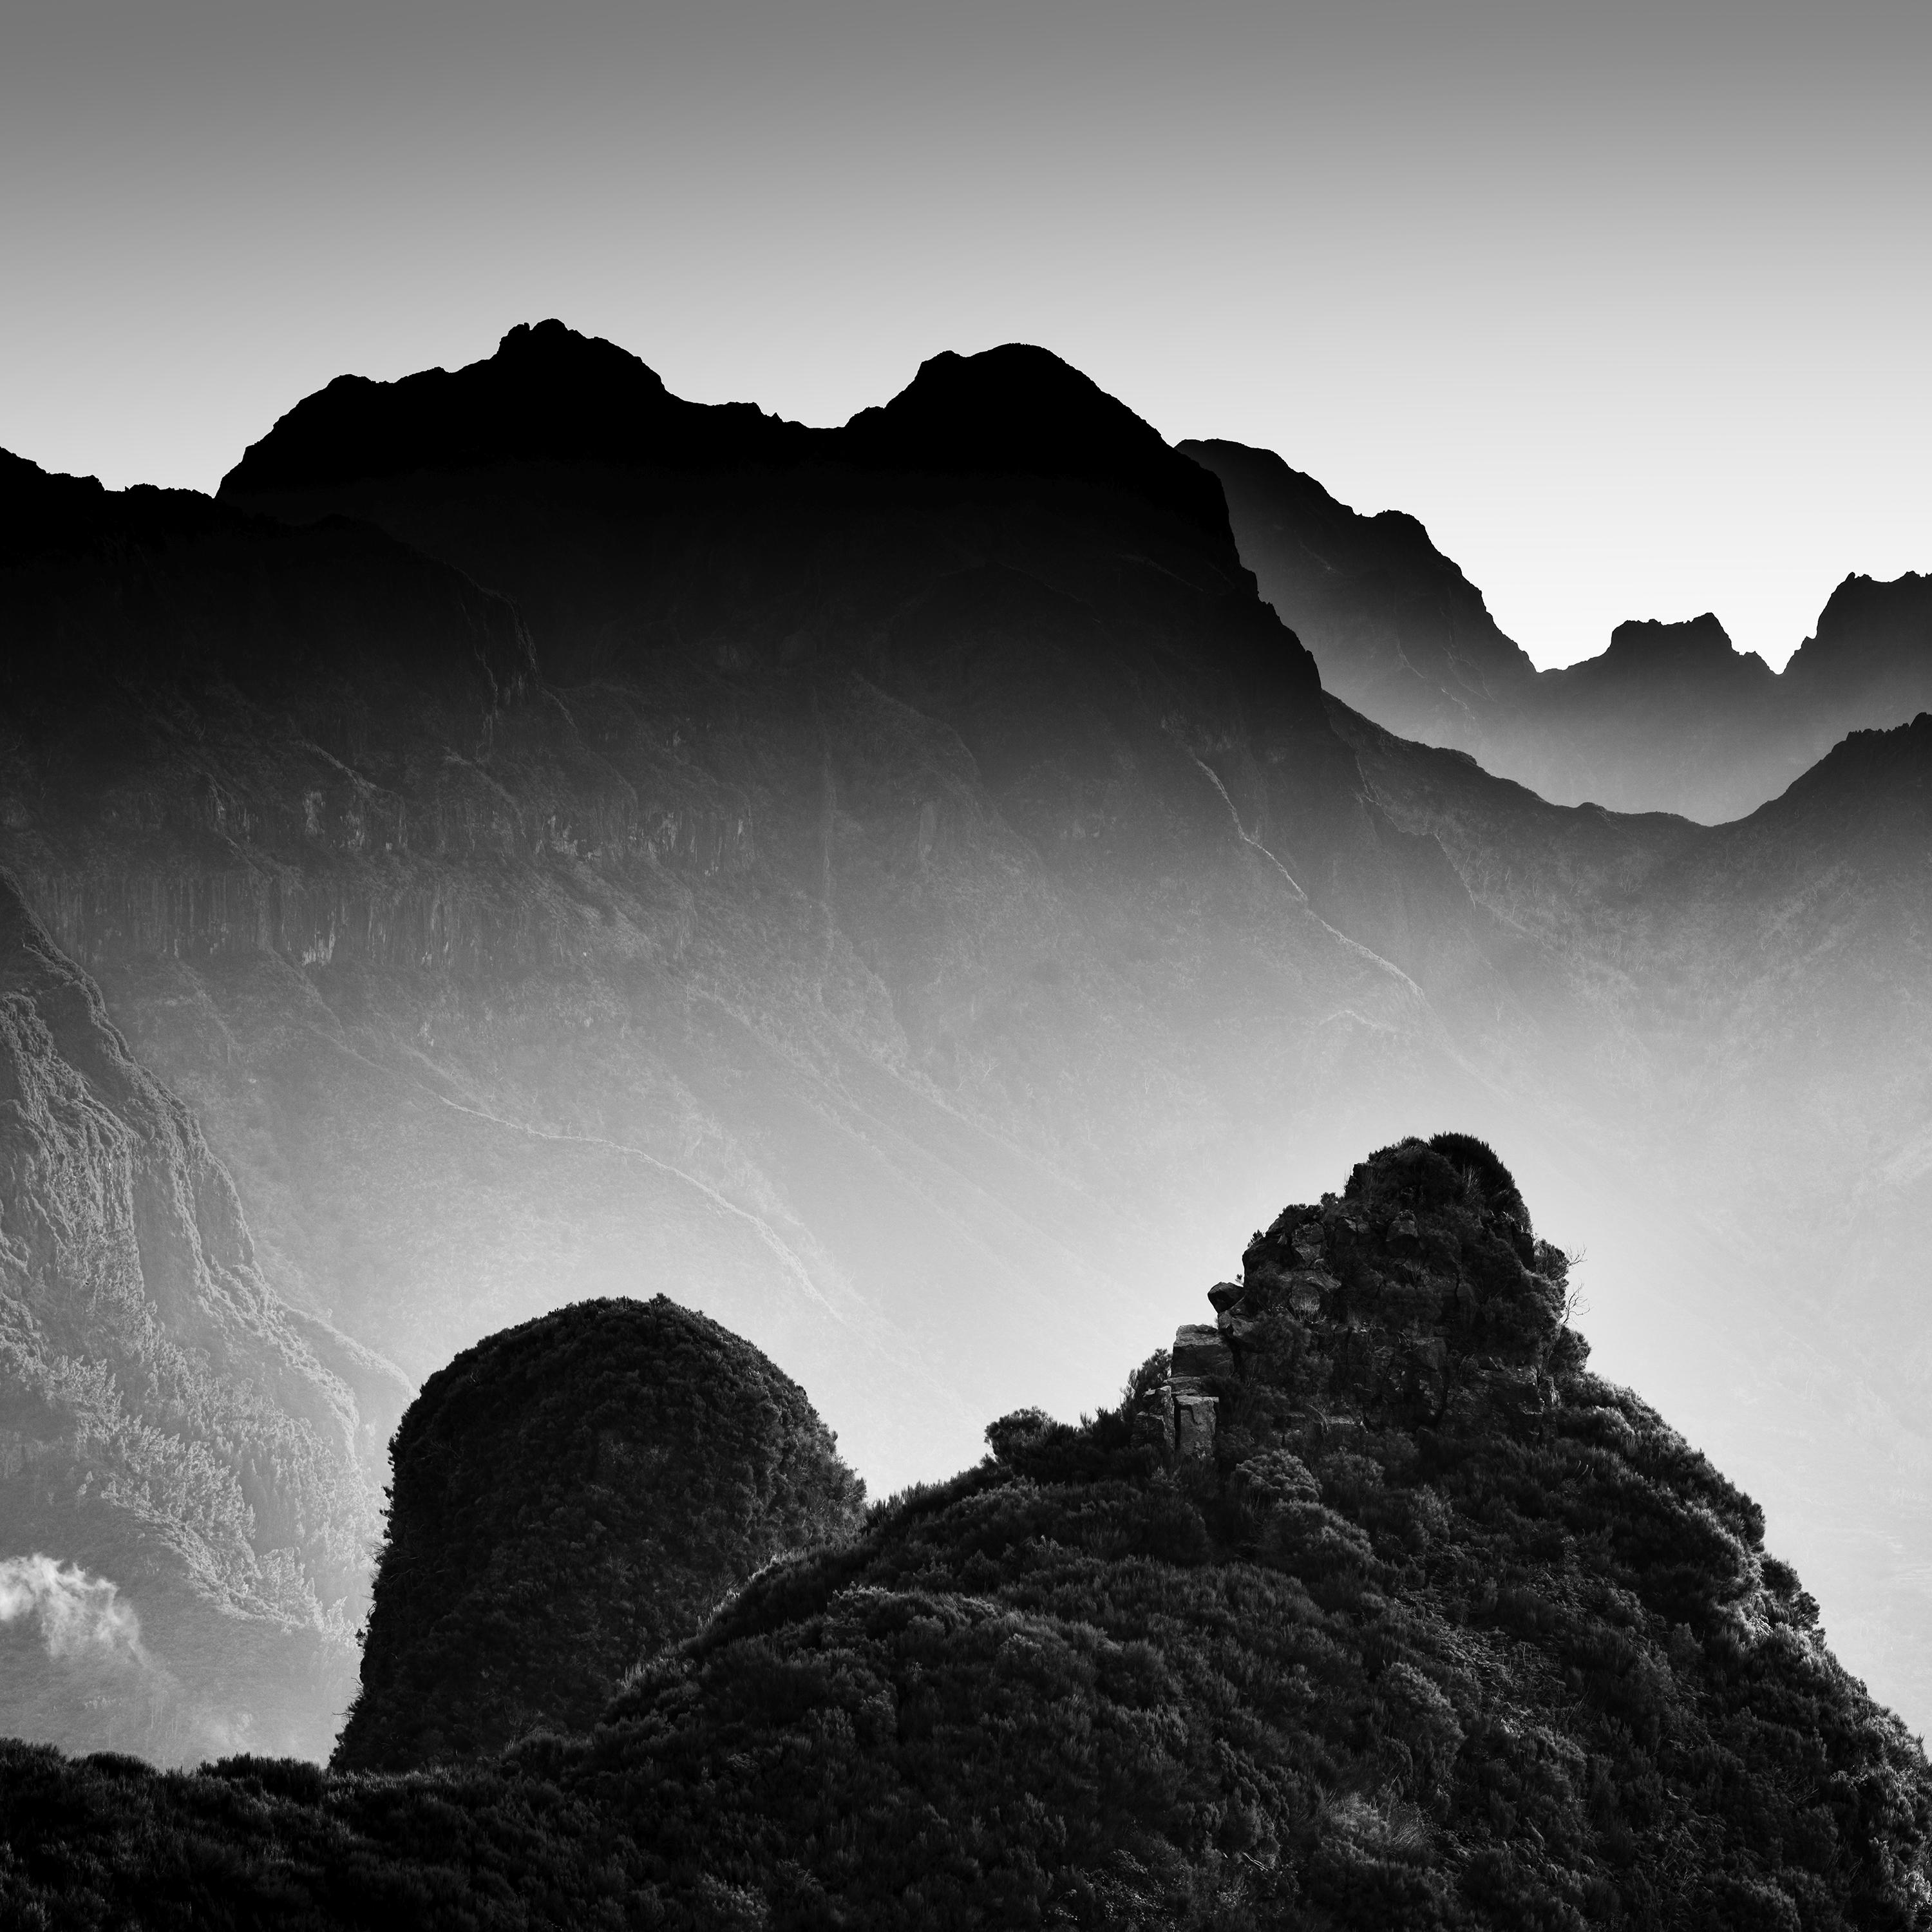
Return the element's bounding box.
[1171,1323,1235,1381]
[1283,1271,1334,1319]
[1172,1391,1218,1463]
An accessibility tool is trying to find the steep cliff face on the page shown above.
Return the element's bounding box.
[5,326,1927,1745]
[335,1295,865,1772]
[1179,435,1540,751]
[0,872,399,1761]
[1192,437,1932,823]
[1,1137,1927,1929]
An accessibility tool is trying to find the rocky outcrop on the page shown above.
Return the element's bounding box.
[333,1296,864,1771]
[1139,1132,1571,1481]
[0,871,399,1761]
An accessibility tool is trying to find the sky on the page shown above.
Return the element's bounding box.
[2,0,1927,668]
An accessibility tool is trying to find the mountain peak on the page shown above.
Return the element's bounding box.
[220,327,1235,546]
[220,319,800,498]
[1603,611,1748,667]
[840,341,1233,542]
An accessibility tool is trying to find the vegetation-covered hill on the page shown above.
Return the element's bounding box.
[1,1137,1926,1927]
[336,1296,864,1770]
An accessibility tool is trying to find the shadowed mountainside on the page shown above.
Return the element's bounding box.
[1189,437,1932,823]
[2,329,1542,1504]
[0,871,403,1761]
[1,1137,1928,1927]
[334,1295,864,1772]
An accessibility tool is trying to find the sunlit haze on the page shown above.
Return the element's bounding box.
[3,0,1927,667]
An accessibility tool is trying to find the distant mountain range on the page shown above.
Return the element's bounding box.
[0,321,1927,1762]
[1189,438,1932,823]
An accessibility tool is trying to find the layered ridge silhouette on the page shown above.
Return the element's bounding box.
[1190,437,1932,823]
[1,321,1928,1747]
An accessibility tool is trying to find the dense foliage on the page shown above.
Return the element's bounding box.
[333,1296,866,1771]
[1,1137,1929,1928]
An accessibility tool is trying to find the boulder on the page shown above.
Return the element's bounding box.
[1285,1270,1337,1318]
[1173,1392,1218,1463]
[1173,1324,1235,1380]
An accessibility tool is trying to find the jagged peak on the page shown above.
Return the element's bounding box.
[1549,611,1775,690]
[219,319,804,498]
[1783,569,1932,683]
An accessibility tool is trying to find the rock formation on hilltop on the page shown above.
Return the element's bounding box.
[334,1296,864,1771]
[1,1135,1927,1928]
[0,871,404,1761]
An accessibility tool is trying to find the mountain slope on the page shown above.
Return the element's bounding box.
[1,1137,1927,1927]
[2,330,1549,1501]
[0,871,399,1761]
[1189,437,1932,822]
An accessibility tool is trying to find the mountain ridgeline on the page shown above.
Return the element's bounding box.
[1,317,1930,1761]
[1,1138,1928,1928]
[1189,437,1932,824]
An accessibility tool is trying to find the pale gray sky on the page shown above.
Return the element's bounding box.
[3,0,1927,666]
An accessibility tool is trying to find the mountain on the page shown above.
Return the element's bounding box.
[0,871,401,1762]
[1175,437,1540,748]
[5,321,1931,1745]
[1,1137,1928,1927]
[1332,698,1932,1723]
[2,326,1537,1509]
[1188,438,1932,823]
[335,1295,864,1771]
